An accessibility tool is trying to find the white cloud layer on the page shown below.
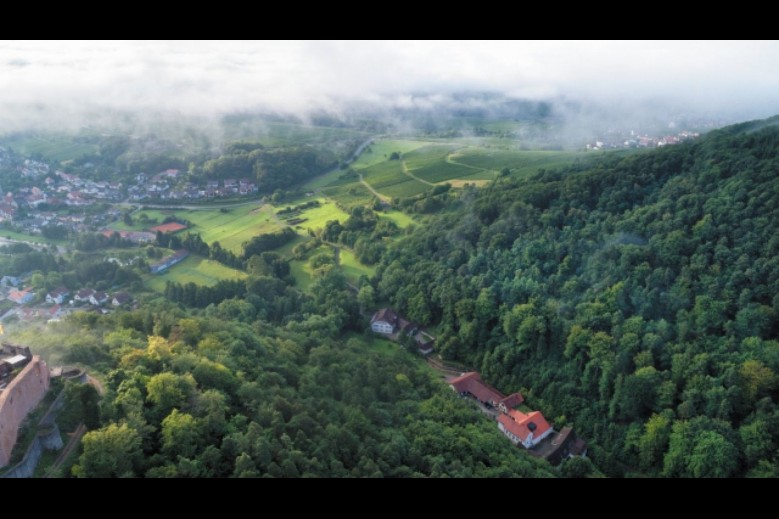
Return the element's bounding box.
[0,40,778,130]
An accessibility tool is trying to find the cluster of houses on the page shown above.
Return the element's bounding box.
[70,287,131,307]
[128,170,258,202]
[0,158,258,239]
[0,276,133,323]
[449,371,587,464]
[0,166,124,234]
[370,308,436,355]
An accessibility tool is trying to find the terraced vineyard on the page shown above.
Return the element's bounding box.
[449,149,589,178]
[361,160,429,198]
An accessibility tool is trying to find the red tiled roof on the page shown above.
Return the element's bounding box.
[499,409,552,442]
[500,392,524,408]
[149,222,187,234]
[449,372,505,405]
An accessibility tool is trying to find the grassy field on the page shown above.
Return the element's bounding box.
[339,248,375,284]
[321,181,374,208]
[379,210,416,229]
[288,259,315,291]
[350,139,430,169]
[344,332,404,357]
[0,230,64,245]
[402,144,462,169]
[302,167,350,191]
[279,198,350,233]
[112,204,281,253]
[1,134,98,162]
[190,205,280,252]
[450,149,587,178]
[287,243,375,290]
[145,255,247,292]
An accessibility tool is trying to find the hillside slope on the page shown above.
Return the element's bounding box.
[376,116,779,477]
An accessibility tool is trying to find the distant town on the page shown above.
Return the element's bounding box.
[585,128,700,151]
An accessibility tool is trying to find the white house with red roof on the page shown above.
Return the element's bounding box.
[449,370,558,451]
[498,409,553,449]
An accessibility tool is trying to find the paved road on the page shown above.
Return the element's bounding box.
[347,138,376,164]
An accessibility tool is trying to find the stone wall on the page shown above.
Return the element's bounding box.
[0,424,63,478]
[0,356,50,468]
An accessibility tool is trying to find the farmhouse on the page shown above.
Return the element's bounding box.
[497,410,553,449]
[370,307,436,355]
[448,370,584,460]
[149,249,189,274]
[371,308,398,334]
[449,371,506,408]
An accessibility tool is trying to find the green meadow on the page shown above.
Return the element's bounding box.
[113,204,281,254]
[350,139,430,169]
[278,198,350,233]
[145,255,247,292]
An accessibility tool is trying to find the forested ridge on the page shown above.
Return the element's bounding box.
[374,117,779,477]
[19,117,779,478]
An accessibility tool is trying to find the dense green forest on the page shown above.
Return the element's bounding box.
[12,117,779,478]
[373,118,779,477]
[17,270,554,478]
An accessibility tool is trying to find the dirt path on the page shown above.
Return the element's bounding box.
[358,173,391,203]
[87,375,105,396]
[401,160,435,186]
[445,151,492,172]
[45,423,86,478]
[426,357,468,377]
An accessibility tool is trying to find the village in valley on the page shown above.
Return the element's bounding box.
[0,146,257,239]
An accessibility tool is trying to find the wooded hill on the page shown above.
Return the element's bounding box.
[373,117,779,477]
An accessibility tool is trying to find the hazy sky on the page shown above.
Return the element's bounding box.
[1,40,778,128]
